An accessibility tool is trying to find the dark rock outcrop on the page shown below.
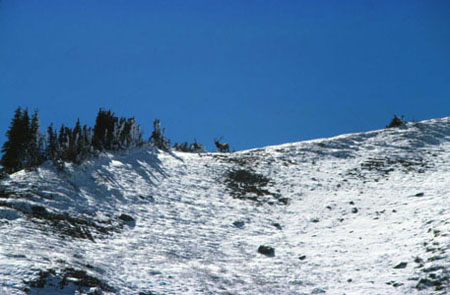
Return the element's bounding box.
[393,262,407,269]
[119,214,135,222]
[258,245,275,257]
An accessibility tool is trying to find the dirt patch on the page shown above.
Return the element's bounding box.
[361,156,432,175]
[24,267,114,293]
[225,169,288,205]
[0,200,116,241]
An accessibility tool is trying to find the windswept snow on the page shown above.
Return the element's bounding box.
[0,118,449,295]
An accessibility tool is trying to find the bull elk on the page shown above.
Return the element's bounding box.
[214,137,230,153]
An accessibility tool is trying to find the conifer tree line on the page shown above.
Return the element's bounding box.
[0,108,44,173]
[1,107,205,174]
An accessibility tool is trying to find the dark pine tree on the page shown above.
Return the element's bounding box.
[118,117,142,149]
[79,124,92,160]
[64,119,82,162]
[386,115,406,128]
[73,118,83,158]
[0,107,41,172]
[21,108,31,160]
[45,123,58,160]
[150,119,170,151]
[57,124,69,160]
[28,110,44,167]
[63,126,74,162]
[127,117,143,147]
[1,107,25,173]
[93,109,118,150]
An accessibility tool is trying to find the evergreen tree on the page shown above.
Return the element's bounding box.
[65,119,82,162]
[117,117,128,148]
[80,124,92,158]
[190,139,206,153]
[57,124,69,160]
[119,117,142,149]
[1,106,169,169]
[0,107,45,172]
[129,118,143,147]
[386,115,406,128]
[1,107,26,173]
[73,118,83,155]
[28,110,44,167]
[111,121,120,150]
[45,123,58,160]
[21,109,31,163]
[173,139,205,153]
[150,119,170,151]
[93,109,118,150]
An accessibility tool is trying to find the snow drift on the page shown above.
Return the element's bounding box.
[0,117,449,295]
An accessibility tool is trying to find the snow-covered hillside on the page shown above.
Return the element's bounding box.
[0,118,449,295]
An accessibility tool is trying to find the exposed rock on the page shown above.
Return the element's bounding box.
[24,267,114,293]
[119,214,135,222]
[0,198,115,241]
[416,278,435,290]
[393,262,408,269]
[428,255,447,262]
[386,280,404,287]
[139,195,155,202]
[272,222,282,230]
[422,265,445,273]
[278,197,290,205]
[31,205,49,216]
[0,208,20,220]
[258,245,275,257]
[233,220,245,228]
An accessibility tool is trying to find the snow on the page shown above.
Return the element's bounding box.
[0,117,449,294]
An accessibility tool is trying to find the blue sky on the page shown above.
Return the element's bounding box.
[1,0,450,151]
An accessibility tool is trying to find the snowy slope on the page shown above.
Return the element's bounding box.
[0,118,449,295]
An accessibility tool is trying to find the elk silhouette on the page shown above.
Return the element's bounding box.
[214,137,230,153]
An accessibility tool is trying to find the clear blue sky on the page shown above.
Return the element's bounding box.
[1,0,450,151]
